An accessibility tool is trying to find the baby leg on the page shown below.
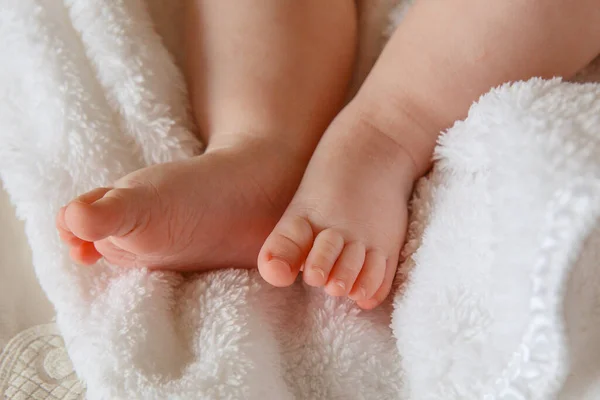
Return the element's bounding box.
[185,0,357,154]
[258,0,600,308]
[57,0,357,270]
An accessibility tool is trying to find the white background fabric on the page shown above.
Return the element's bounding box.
[0,186,53,348]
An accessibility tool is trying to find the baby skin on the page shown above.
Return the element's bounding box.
[58,0,600,309]
[57,1,357,269]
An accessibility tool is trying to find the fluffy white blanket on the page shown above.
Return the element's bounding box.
[1,1,599,399]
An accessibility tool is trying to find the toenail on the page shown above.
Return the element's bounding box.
[333,279,346,290]
[310,267,326,279]
[359,286,367,299]
[267,256,291,273]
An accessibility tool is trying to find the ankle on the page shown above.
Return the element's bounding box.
[205,131,316,165]
[349,89,440,179]
[337,100,433,185]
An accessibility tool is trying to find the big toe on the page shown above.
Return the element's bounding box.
[258,215,314,287]
[64,187,145,242]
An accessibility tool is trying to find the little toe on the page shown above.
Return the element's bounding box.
[303,228,344,287]
[325,241,366,297]
[69,241,102,265]
[349,250,387,301]
[64,187,145,242]
[356,257,397,310]
[258,215,314,287]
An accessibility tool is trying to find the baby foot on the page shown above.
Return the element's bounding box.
[57,137,308,270]
[258,108,417,309]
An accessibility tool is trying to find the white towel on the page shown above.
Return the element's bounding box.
[396,78,600,400]
[0,1,598,399]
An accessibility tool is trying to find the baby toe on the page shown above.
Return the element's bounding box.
[64,187,143,242]
[349,250,386,301]
[56,206,84,246]
[63,188,113,242]
[258,215,314,287]
[95,239,139,268]
[325,241,366,297]
[356,257,397,310]
[69,241,102,265]
[303,228,344,287]
[73,187,113,204]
